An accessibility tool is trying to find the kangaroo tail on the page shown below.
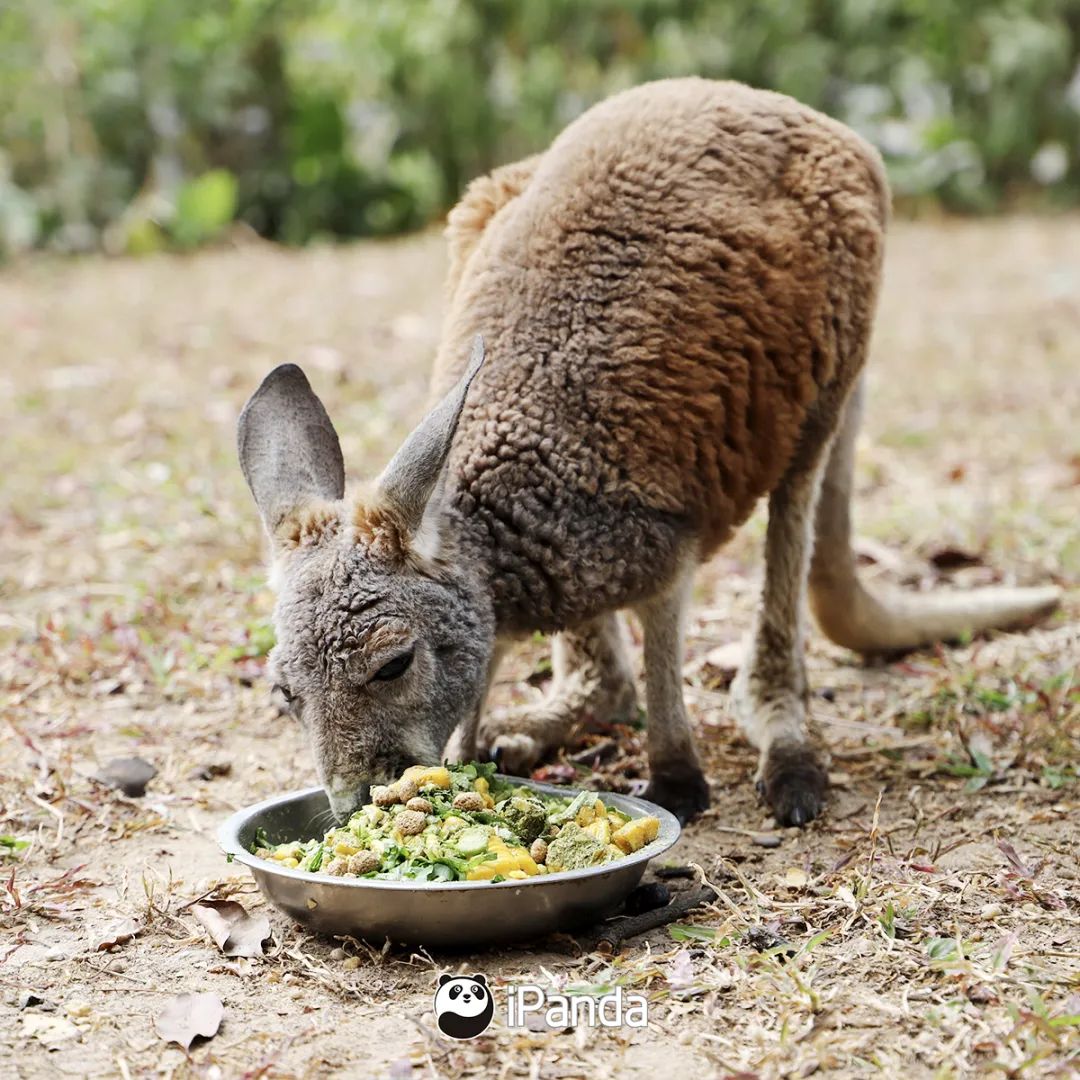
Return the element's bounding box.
[808,380,1060,655]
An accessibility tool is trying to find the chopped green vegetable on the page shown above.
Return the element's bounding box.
[546,822,609,871]
[454,826,491,856]
[498,795,548,844]
[250,762,661,884]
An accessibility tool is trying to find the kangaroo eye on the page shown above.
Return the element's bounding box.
[371,650,414,682]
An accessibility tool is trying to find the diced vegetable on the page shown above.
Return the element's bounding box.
[251,762,662,884]
[454,826,491,856]
[401,765,451,790]
[611,816,660,854]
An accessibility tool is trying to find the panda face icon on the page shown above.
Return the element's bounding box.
[433,973,495,1040]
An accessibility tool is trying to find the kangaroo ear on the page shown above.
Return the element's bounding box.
[374,335,485,536]
[237,364,345,536]
[439,973,452,987]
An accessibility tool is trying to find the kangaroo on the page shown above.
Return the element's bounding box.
[238,79,1059,827]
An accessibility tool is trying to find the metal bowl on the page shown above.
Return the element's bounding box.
[217,778,680,948]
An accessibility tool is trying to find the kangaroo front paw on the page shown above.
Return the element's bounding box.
[478,731,540,775]
[757,742,827,827]
[476,703,576,775]
[645,764,711,824]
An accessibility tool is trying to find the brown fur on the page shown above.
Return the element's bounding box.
[434,79,886,630]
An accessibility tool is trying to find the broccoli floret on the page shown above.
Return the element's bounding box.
[497,795,548,845]
[544,822,609,871]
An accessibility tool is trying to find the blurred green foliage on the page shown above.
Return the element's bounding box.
[1,0,1079,255]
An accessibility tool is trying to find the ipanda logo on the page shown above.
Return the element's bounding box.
[433,974,495,1040]
[433,974,648,1039]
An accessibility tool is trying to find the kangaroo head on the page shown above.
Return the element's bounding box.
[237,338,493,821]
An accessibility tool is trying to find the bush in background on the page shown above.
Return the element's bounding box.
[1,0,1078,255]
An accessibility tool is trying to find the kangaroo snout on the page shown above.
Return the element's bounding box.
[326,780,370,825]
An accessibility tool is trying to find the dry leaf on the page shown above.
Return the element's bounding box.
[666,948,698,995]
[852,536,909,572]
[95,918,142,952]
[94,757,157,797]
[155,992,224,1050]
[20,1013,81,1048]
[784,867,808,889]
[928,546,984,570]
[192,899,270,958]
[701,641,744,685]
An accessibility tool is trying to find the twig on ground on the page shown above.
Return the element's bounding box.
[586,885,718,954]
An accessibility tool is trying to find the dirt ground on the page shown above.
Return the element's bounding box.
[1,218,1078,1079]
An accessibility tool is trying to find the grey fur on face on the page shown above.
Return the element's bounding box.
[238,338,493,822]
[268,532,494,821]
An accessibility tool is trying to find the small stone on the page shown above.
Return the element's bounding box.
[45,946,66,963]
[329,948,346,961]
[342,956,361,971]
[66,1001,91,1018]
[94,756,157,797]
[752,833,782,849]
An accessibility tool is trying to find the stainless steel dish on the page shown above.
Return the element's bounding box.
[217,778,681,947]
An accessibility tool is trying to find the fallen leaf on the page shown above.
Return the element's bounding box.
[699,641,744,687]
[155,992,224,1050]
[20,1013,80,1048]
[927,546,984,570]
[94,918,142,952]
[666,948,698,994]
[783,867,808,889]
[530,764,576,785]
[94,757,156,797]
[853,536,909,572]
[191,899,270,958]
[967,983,998,1005]
[17,993,54,1011]
[187,762,232,781]
[997,840,1041,880]
[745,924,795,958]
